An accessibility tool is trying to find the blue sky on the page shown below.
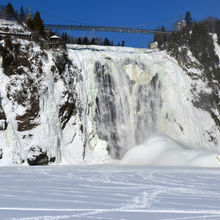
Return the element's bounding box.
[1,0,220,47]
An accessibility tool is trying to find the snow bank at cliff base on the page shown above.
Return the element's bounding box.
[120,133,220,167]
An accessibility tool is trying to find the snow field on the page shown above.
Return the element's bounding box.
[0,165,220,219]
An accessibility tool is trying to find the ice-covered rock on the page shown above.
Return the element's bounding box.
[0,34,219,165]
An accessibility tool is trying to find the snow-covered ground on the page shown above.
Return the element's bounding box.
[0,19,31,35]
[0,165,220,220]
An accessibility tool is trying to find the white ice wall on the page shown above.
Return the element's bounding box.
[0,43,219,165]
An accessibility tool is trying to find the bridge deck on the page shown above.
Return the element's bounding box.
[45,24,172,35]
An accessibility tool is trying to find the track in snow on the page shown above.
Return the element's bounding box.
[0,165,220,220]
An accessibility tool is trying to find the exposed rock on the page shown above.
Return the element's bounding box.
[173,46,220,139]
[2,47,31,76]
[27,147,49,166]
[0,149,2,159]
[54,52,68,75]
[49,157,56,163]
[0,104,7,131]
[16,101,39,131]
[59,95,76,129]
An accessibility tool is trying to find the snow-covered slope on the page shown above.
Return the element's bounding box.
[0,32,220,166]
[0,19,31,35]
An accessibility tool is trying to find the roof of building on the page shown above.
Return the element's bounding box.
[50,35,60,39]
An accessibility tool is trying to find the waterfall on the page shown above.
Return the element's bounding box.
[68,46,162,159]
[1,43,219,165]
[93,59,161,158]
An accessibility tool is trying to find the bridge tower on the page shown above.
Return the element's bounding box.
[26,7,32,21]
[177,15,186,31]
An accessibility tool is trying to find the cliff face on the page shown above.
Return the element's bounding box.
[0,31,220,165]
[0,39,78,165]
[171,34,220,136]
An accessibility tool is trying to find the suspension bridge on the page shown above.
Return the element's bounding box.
[44,24,173,35]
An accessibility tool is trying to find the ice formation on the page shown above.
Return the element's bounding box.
[0,35,220,166]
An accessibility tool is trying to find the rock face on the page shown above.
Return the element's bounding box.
[0,103,7,131]
[0,30,220,165]
[0,37,81,165]
[27,146,49,166]
[175,46,220,125]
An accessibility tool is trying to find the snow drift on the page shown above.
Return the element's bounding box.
[120,133,220,167]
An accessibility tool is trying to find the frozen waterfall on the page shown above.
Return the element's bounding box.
[67,45,220,162]
[0,43,220,165]
[68,46,162,159]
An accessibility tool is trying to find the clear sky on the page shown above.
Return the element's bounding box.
[1,0,220,47]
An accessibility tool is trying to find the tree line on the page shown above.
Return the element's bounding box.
[61,32,125,46]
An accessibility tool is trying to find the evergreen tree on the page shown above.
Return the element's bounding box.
[26,15,34,30]
[2,53,13,69]
[77,38,82,45]
[4,35,13,50]
[0,5,6,19]
[188,23,219,80]
[215,20,220,45]
[104,37,111,46]
[90,38,96,45]
[20,6,25,22]
[62,32,68,43]
[5,2,15,20]
[14,10,19,20]
[185,11,192,28]
[33,11,44,34]
[154,26,167,48]
[189,23,207,57]
[83,37,89,45]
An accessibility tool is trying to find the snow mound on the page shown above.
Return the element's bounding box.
[120,133,220,167]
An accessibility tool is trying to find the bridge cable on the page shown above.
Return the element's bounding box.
[124,15,180,28]
[30,6,180,30]
[29,7,92,26]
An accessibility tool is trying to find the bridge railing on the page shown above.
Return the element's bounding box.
[0,31,32,39]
